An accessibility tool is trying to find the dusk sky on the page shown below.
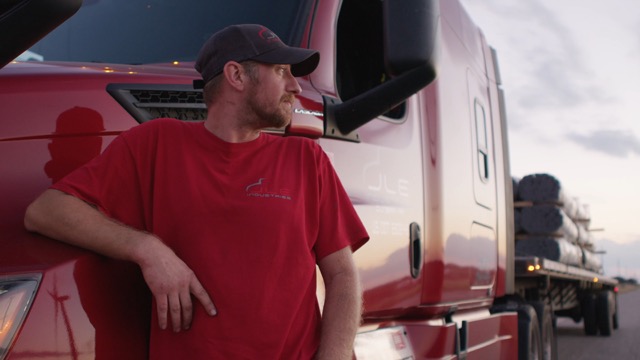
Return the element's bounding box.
[459,0,640,277]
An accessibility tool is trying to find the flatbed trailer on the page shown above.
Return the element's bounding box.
[514,256,618,337]
[516,256,617,286]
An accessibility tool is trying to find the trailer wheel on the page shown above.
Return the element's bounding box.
[596,291,614,336]
[581,292,598,336]
[530,301,557,360]
[518,304,542,360]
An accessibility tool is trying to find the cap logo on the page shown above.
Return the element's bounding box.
[258,27,281,44]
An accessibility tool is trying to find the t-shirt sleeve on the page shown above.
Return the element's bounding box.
[51,131,147,230]
[314,149,369,261]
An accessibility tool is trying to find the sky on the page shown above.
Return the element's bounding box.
[459,0,640,278]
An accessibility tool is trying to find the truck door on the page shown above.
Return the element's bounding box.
[310,0,427,316]
[418,1,499,305]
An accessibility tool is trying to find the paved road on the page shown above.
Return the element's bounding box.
[557,287,640,359]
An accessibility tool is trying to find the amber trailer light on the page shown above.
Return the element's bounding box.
[0,276,40,360]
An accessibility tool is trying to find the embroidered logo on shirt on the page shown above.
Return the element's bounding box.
[245,178,292,200]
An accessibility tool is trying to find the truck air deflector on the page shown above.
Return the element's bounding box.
[107,83,207,123]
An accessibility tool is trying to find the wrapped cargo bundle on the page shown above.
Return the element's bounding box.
[576,223,594,246]
[515,236,583,267]
[573,202,591,226]
[512,177,520,201]
[517,173,584,220]
[514,208,523,234]
[519,205,579,242]
[582,248,603,273]
[512,173,603,273]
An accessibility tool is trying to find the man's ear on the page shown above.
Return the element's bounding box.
[222,61,246,91]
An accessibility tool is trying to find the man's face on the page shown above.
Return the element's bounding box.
[243,63,301,130]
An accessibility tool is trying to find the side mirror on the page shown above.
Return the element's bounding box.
[0,0,83,69]
[384,0,439,76]
[324,0,439,139]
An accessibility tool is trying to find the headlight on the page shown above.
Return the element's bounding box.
[0,275,40,360]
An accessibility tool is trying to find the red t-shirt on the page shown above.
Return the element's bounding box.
[52,118,369,359]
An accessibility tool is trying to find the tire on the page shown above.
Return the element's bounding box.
[518,304,542,360]
[529,301,558,360]
[596,291,614,336]
[581,292,598,335]
[613,294,619,330]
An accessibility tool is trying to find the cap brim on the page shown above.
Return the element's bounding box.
[253,47,320,77]
[193,79,205,89]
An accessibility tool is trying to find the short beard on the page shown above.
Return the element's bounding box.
[245,85,292,130]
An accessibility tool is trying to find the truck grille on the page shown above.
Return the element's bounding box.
[107,84,207,123]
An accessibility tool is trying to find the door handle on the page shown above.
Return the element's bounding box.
[410,222,422,278]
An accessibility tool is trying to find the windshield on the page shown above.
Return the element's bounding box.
[27,0,314,64]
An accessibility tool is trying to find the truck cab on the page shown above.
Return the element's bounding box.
[0,0,514,358]
[1,0,617,359]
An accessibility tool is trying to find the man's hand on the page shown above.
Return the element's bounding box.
[134,236,217,332]
[24,189,217,332]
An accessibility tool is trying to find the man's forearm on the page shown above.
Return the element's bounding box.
[24,188,154,263]
[316,248,362,360]
[24,188,217,331]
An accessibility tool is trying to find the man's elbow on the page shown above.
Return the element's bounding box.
[24,189,61,233]
[24,196,44,233]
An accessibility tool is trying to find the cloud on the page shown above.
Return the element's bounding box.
[505,5,600,110]
[567,129,640,157]
[461,0,605,124]
[599,238,640,279]
[462,0,640,251]
[634,19,640,57]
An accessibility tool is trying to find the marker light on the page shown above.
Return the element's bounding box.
[527,264,541,272]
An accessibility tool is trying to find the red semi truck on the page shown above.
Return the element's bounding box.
[0,0,618,359]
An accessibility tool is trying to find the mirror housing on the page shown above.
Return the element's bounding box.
[324,0,439,139]
[383,0,439,77]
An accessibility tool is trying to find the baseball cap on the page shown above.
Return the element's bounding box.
[194,24,320,89]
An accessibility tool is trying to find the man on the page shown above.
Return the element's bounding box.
[24,24,369,359]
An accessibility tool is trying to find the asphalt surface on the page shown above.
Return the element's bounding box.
[557,287,640,359]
